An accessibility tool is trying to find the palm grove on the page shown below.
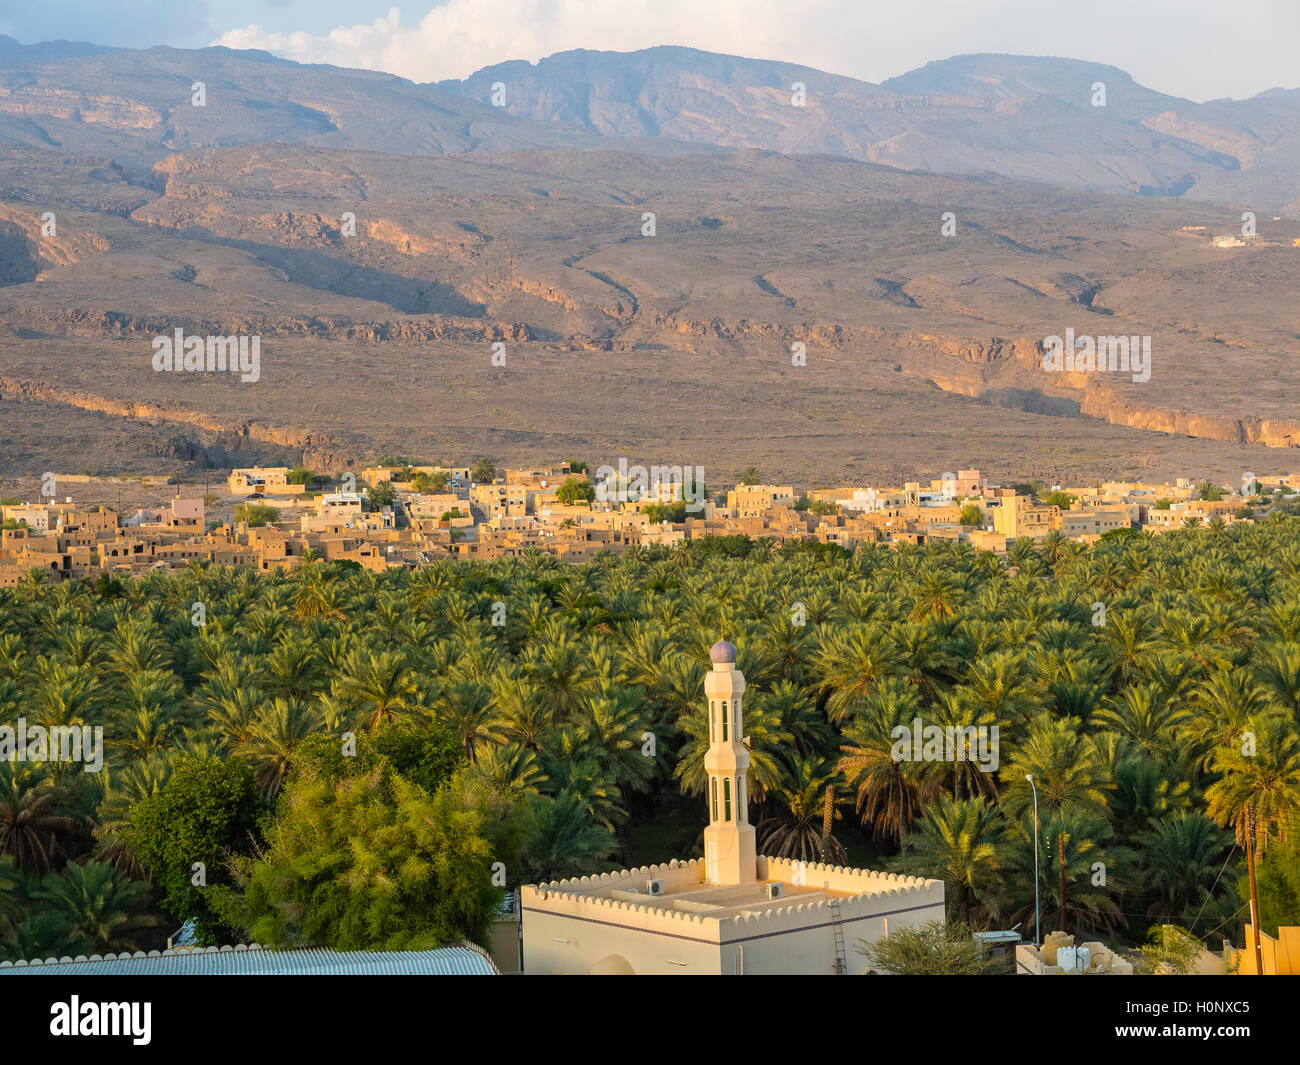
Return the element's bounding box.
[3,515,1300,962]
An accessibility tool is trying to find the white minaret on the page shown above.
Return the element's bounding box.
[702,639,756,885]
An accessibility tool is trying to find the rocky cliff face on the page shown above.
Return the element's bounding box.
[1,40,1296,482]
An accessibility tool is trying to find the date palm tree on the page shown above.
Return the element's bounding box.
[1001,712,1113,821]
[523,790,618,883]
[837,678,941,846]
[757,756,847,864]
[333,648,422,730]
[469,742,548,801]
[897,795,1007,924]
[813,623,899,725]
[33,860,163,953]
[1205,715,1300,852]
[431,679,497,764]
[0,764,77,874]
[1138,812,1233,926]
[1255,640,1300,715]
[235,697,325,798]
[998,807,1129,937]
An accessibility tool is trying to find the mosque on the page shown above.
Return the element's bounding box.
[521,639,945,974]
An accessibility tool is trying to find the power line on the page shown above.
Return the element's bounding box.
[1189,842,1239,933]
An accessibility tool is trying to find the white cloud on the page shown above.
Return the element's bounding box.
[215,2,836,82]
[212,1,1300,100]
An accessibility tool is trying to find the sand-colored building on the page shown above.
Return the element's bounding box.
[990,495,1060,541]
[1238,925,1300,975]
[727,484,796,517]
[227,467,306,496]
[1016,931,1133,975]
[521,640,944,974]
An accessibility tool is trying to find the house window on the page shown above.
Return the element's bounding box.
[723,777,732,821]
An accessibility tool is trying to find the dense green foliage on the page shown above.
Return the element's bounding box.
[124,755,260,943]
[365,481,397,510]
[3,512,1300,958]
[211,744,499,949]
[641,500,687,524]
[856,919,1002,975]
[556,476,597,506]
[234,502,279,526]
[0,855,161,961]
[413,470,451,494]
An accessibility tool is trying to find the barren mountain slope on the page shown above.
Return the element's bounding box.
[1,134,1296,482]
[438,48,1300,211]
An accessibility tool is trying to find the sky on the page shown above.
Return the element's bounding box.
[2,0,1298,102]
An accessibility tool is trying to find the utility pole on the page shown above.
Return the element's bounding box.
[1026,773,1040,948]
[1058,831,1067,936]
[1246,803,1264,975]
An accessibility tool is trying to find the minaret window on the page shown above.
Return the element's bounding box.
[711,777,718,821]
[737,777,745,821]
[723,777,732,821]
[710,700,716,742]
[721,701,728,742]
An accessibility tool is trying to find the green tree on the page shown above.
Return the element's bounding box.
[856,919,1001,975]
[216,765,500,950]
[366,481,397,510]
[522,790,617,883]
[416,470,451,493]
[556,476,596,506]
[124,755,260,944]
[33,860,163,953]
[897,796,1007,924]
[234,503,279,526]
[1244,833,1300,935]
[0,764,78,875]
[1135,924,1205,975]
[470,459,496,484]
[959,504,985,527]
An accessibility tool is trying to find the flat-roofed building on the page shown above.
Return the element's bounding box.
[727,484,796,517]
[521,640,944,975]
[228,467,305,496]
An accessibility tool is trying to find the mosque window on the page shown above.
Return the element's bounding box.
[723,777,732,821]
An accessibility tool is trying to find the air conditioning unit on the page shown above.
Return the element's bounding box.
[645,878,666,896]
[766,883,785,900]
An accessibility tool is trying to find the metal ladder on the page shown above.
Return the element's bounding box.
[829,899,847,974]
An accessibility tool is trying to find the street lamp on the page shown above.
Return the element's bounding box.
[1026,773,1040,948]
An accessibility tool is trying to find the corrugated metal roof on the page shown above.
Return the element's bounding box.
[0,943,498,976]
